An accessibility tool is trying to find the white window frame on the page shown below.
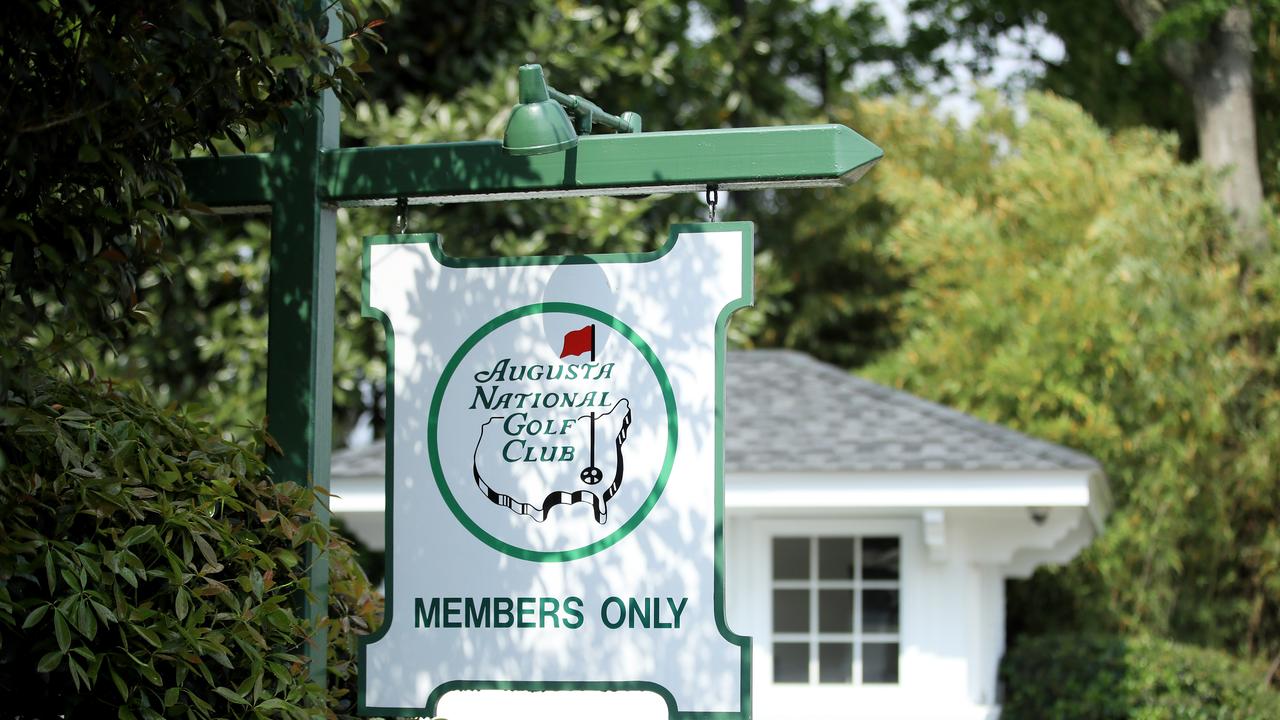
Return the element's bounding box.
[745,517,918,703]
[771,535,902,686]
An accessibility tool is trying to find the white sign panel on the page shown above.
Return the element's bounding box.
[358,223,754,718]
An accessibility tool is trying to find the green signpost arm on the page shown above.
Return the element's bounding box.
[175,123,882,210]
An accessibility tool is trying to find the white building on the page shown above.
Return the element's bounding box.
[331,350,1109,720]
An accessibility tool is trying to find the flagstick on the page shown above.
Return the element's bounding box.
[581,323,602,485]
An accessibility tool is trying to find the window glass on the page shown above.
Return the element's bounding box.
[818,590,853,633]
[819,643,853,683]
[773,589,809,633]
[773,537,810,580]
[863,643,899,684]
[862,537,900,580]
[818,537,855,579]
[862,589,899,633]
[773,643,809,683]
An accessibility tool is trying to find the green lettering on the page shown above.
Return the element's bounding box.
[539,597,560,628]
[601,596,626,629]
[627,597,649,628]
[443,597,462,628]
[494,597,514,628]
[466,597,490,627]
[669,597,688,629]
[469,384,499,410]
[564,597,584,629]
[415,597,440,628]
[474,358,510,383]
[503,413,527,436]
[517,597,536,628]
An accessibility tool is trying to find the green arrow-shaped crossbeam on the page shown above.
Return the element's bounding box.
[178,124,882,211]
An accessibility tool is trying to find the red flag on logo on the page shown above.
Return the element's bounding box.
[559,324,594,359]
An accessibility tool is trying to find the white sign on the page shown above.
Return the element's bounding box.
[358,224,754,718]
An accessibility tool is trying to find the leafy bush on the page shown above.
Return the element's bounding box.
[0,374,381,719]
[1000,634,1280,719]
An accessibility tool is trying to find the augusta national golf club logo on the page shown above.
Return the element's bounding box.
[428,303,678,561]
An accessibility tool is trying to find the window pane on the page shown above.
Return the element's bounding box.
[818,537,855,579]
[862,589,899,633]
[862,537,900,580]
[862,643,899,684]
[818,590,853,633]
[773,537,810,580]
[773,642,809,683]
[773,589,810,633]
[819,643,853,684]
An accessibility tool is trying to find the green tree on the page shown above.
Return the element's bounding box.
[902,0,1279,261]
[817,89,1280,660]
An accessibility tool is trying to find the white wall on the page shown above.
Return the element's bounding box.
[725,506,1095,720]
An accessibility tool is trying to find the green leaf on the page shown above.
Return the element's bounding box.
[175,588,189,621]
[213,686,248,706]
[270,54,303,70]
[37,650,63,673]
[77,144,101,163]
[192,532,218,567]
[53,609,71,653]
[23,604,50,629]
[120,525,153,547]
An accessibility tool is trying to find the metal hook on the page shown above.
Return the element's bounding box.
[705,184,719,222]
[393,197,409,234]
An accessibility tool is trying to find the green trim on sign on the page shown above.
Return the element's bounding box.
[357,223,754,719]
[428,302,678,562]
[355,233,421,719]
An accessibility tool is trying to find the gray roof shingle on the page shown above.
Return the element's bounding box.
[724,350,1099,473]
[331,350,1100,477]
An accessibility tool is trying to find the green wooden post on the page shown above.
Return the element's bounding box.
[267,91,339,687]
[260,0,340,692]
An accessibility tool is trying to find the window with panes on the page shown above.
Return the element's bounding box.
[771,536,900,685]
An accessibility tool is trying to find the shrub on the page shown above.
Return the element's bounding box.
[0,374,381,719]
[1000,634,1280,719]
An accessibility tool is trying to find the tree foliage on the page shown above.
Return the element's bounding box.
[828,90,1280,659]
[902,0,1280,198]
[0,0,383,386]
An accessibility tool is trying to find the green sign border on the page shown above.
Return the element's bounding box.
[358,223,754,719]
[428,302,678,562]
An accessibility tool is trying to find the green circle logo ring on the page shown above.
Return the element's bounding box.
[428,302,678,562]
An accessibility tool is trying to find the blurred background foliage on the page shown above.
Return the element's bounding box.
[4,0,1280,707]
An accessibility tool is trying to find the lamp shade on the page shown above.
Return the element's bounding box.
[502,65,578,156]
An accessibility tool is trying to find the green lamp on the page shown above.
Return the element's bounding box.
[502,65,579,157]
[503,64,642,156]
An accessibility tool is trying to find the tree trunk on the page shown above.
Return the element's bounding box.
[1116,2,1266,259]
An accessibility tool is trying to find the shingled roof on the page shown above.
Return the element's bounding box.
[725,350,1098,473]
[330,349,1099,479]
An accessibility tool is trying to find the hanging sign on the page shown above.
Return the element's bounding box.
[358,223,753,718]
